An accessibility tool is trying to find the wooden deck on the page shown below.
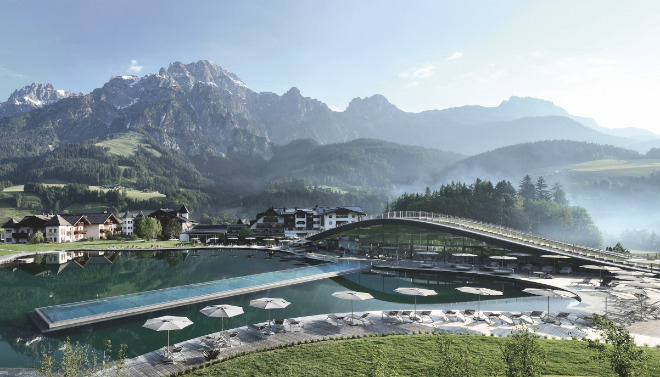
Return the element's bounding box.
[102,309,596,377]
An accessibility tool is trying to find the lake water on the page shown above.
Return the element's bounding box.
[0,249,574,368]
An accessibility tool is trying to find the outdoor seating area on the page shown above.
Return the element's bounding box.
[111,308,604,376]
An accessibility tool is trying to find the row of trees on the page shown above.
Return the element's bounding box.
[389,176,603,247]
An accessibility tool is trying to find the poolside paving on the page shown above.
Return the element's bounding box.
[99,309,605,377]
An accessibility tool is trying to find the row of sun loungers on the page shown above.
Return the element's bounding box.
[328,313,373,326]
[379,309,578,327]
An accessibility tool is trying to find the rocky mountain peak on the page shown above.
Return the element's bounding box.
[345,94,400,114]
[159,60,250,98]
[0,82,78,118]
[497,96,569,118]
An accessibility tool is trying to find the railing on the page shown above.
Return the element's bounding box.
[365,211,633,263]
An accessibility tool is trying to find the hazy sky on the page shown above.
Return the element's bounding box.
[2,0,660,132]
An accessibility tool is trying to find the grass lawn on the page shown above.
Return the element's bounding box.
[186,334,660,377]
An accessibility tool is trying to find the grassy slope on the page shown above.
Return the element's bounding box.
[0,185,166,226]
[94,131,161,158]
[532,158,660,179]
[187,334,660,377]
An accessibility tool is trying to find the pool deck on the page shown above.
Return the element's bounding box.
[94,270,660,377]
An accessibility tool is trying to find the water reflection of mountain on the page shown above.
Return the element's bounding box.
[0,250,283,323]
[0,249,291,366]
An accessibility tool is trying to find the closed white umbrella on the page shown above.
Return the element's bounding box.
[200,304,244,332]
[455,286,503,313]
[143,316,193,359]
[332,291,374,325]
[250,297,291,333]
[394,287,437,319]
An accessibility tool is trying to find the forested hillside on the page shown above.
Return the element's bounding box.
[440,140,641,182]
[0,136,460,218]
[390,176,603,247]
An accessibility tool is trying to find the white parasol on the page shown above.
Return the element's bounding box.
[143,316,193,359]
[394,287,437,319]
[331,291,374,325]
[200,304,244,332]
[455,286,503,313]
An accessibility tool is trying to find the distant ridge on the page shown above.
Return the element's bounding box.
[1,60,658,161]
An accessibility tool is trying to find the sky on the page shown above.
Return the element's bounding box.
[2,0,660,133]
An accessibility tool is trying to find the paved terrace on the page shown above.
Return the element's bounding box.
[95,269,660,377]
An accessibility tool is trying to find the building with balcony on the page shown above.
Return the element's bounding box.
[250,205,366,238]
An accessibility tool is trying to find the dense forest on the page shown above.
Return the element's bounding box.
[390,176,603,247]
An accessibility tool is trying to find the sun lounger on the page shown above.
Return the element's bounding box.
[530,311,546,323]
[327,314,347,325]
[419,310,433,322]
[273,318,288,332]
[435,310,449,323]
[474,311,493,324]
[247,323,269,335]
[541,265,555,274]
[400,310,413,321]
[446,310,466,322]
[554,312,573,325]
[558,266,572,274]
[348,313,373,325]
[498,314,515,325]
[382,311,402,323]
[510,312,534,324]
[287,318,304,332]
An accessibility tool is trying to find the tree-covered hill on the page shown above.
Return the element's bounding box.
[0,135,463,217]
[439,140,641,182]
[390,176,603,247]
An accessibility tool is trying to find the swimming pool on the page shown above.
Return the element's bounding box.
[0,249,574,368]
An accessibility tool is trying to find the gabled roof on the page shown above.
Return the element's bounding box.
[16,215,51,229]
[179,204,189,214]
[60,214,91,226]
[73,212,121,225]
[1,218,18,228]
[148,208,190,223]
[45,215,72,227]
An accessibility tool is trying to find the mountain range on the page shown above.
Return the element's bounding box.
[1,60,658,164]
